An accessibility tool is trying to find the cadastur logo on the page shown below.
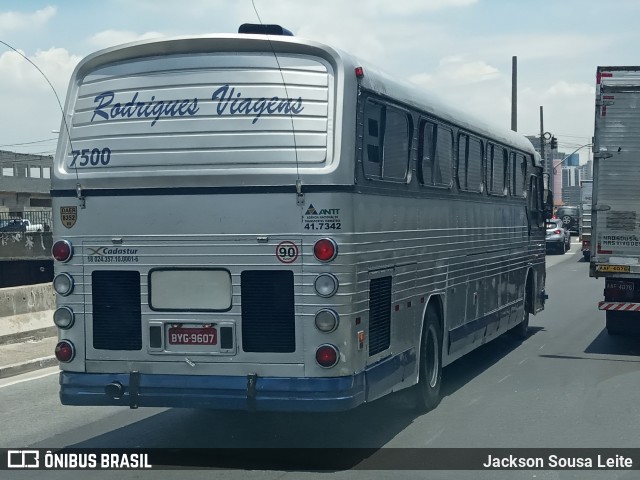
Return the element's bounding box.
[87,246,140,264]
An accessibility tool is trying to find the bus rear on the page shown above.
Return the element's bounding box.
[51,33,364,411]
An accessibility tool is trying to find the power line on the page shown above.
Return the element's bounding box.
[553,133,592,140]
[0,137,57,148]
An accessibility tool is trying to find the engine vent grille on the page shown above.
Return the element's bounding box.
[369,276,392,356]
[241,270,295,353]
[92,270,142,350]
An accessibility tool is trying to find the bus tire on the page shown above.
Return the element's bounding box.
[412,305,443,412]
[512,305,530,340]
[512,278,531,340]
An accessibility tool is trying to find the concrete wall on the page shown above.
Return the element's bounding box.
[0,283,55,317]
[0,283,55,343]
[0,231,52,260]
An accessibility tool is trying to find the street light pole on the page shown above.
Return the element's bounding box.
[552,144,593,174]
[539,106,546,173]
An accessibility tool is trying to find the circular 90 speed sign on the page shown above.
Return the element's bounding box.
[276,241,299,263]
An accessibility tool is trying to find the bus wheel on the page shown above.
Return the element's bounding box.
[512,280,531,340]
[412,305,443,412]
[512,304,530,340]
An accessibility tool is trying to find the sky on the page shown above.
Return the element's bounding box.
[1,0,639,164]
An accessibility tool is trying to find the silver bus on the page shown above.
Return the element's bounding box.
[51,25,548,412]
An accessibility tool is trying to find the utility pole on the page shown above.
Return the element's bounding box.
[511,56,517,131]
[540,106,546,173]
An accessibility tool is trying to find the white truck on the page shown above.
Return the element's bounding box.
[591,66,640,334]
[579,180,592,261]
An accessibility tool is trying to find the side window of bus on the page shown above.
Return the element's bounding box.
[420,122,453,188]
[457,133,483,193]
[487,143,507,196]
[467,136,483,192]
[457,133,468,190]
[363,100,410,181]
[364,101,384,178]
[419,120,435,185]
[518,154,528,183]
[382,108,410,181]
[528,175,544,229]
[510,152,525,197]
[435,125,453,187]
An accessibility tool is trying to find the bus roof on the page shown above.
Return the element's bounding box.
[71,32,538,161]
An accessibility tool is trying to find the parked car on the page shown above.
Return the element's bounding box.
[546,218,571,254]
[0,219,44,232]
[556,206,580,235]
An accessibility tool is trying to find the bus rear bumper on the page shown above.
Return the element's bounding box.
[59,371,366,412]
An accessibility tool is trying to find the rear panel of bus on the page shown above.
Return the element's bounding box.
[51,37,372,406]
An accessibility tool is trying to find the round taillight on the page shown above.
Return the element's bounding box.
[313,238,338,262]
[315,344,339,368]
[53,273,74,296]
[52,240,73,262]
[315,309,339,333]
[314,273,339,298]
[55,340,75,363]
[554,229,562,235]
[53,307,75,329]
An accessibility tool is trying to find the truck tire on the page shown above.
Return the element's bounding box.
[606,311,624,335]
[583,251,590,261]
[606,310,640,335]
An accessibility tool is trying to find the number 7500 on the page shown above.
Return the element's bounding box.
[69,148,111,167]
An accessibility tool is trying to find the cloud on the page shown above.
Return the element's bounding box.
[465,32,615,62]
[409,57,500,88]
[0,47,81,150]
[0,5,56,34]
[546,81,594,97]
[0,47,81,92]
[367,0,477,15]
[88,30,166,50]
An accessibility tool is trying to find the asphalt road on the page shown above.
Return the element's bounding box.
[2,240,639,480]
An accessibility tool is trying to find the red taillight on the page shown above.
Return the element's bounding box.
[313,238,338,262]
[355,66,364,78]
[583,241,590,248]
[554,229,562,235]
[55,340,75,362]
[315,344,339,368]
[52,240,73,262]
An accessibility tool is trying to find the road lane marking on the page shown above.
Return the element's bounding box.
[497,375,511,384]
[0,367,59,389]
[423,427,446,446]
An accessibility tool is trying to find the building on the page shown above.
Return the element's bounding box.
[579,159,593,182]
[526,135,565,205]
[0,150,52,211]
[0,150,54,287]
[564,153,580,167]
[561,166,581,206]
